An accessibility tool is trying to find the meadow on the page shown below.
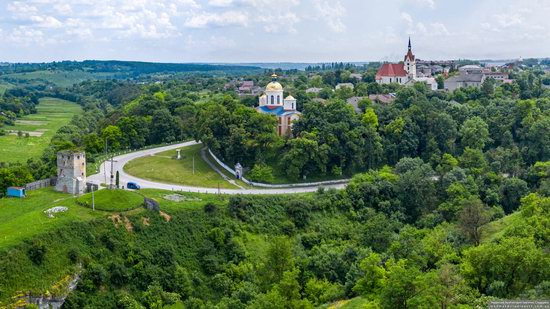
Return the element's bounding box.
[123,144,241,189]
[1,70,116,88]
[77,189,144,212]
[0,82,14,95]
[0,188,104,249]
[0,97,82,163]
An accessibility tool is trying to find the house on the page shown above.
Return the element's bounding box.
[444,73,485,91]
[349,73,363,81]
[368,93,396,104]
[458,65,483,74]
[257,74,301,137]
[346,97,365,113]
[483,72,510,82]
[306,87,323,94]
[7,186,26,198]
[336,83,354,90]
[406,77,438,91]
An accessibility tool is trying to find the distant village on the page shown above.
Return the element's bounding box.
[224,38,541,114]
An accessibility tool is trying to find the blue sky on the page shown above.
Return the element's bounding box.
[0,0,549,63]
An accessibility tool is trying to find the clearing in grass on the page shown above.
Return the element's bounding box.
[0,97,82,163]
[77,189,144,212]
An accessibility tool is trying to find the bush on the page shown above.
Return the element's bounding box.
[247,164,275,183]
[27,241,47,265]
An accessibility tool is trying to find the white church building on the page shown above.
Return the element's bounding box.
[257,74,301,136]
[376,38,437,90]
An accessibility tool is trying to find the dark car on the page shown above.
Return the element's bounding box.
[127,182,141,190]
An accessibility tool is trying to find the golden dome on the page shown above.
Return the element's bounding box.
[266,82,283,91]
[285,95,295,100]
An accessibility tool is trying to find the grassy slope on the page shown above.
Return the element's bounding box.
[479,211,522,243]
[0,188,227,304]
[77,189,144,212]
[123,144,238,189]
[320,297,371,309]
[0,188,105,250]
[0,97,82,163]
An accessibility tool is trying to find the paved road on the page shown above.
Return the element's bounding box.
[87,141,347,195]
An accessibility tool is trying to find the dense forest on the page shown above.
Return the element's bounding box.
[0,61,549,307]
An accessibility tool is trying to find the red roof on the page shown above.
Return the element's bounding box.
[376,63,408,79]
[404,50,415,61]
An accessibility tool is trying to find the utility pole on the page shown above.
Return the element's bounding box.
[103,139,108,186]
[91,185,95,211]
[110,155,114,190]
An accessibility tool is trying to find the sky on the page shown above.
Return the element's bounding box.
[0,0,549,63]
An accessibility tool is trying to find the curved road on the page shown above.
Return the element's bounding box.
[87,141,347,195]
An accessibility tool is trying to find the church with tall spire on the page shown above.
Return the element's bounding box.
[375,37,417,85]
[375,38,437,90]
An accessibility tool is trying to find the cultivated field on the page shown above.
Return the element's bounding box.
[1,70,116,87]
[0,97,82,163]
[124,144,240,189]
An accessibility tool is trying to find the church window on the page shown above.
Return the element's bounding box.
[292,103,294,109]
[277,96,280,104]
[271,95,274,104]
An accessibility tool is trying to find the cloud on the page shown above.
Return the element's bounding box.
[184,10,248,28]
[409,0,435,9]
[208,0,233,7]
[313,0,346,33]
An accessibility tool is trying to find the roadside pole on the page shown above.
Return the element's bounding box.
[92,185,95,211]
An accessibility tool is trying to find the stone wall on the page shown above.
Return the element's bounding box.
[25,178,57,191]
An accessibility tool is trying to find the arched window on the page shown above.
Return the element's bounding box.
[277,96,280,104]
[271,95,274,104]
[292,103,294,109]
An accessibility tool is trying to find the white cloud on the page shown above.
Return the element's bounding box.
[208,0,233,7]
[30,15,63,28]
[184,10,248,28]
[313,0,346,33]
[409,0,435,9]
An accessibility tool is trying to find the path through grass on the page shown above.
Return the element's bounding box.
[0,97,82,163]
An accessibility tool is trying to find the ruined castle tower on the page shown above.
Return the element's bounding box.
[55,150,86,195]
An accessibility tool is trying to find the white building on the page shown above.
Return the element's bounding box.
[257,74,301,136]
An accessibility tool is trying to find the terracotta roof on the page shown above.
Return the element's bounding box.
[376,63,408,79]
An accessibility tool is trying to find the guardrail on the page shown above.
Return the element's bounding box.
[207,148,350,188]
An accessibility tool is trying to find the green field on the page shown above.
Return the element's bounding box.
[2,70,115,87]
[0,188,105,249]
[0,82,14,95]
[77,189,144,212]
[124,144,240,189]
[0,97,82,163]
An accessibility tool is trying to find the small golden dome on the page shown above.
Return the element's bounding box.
[266,82,283,91]
[285,95,295,100]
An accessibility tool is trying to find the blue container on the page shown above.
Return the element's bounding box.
[7,187,26,198]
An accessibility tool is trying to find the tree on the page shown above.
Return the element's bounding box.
[362,108,379,129]
[459,116,490,150]
[264,237,294,285]
[499,178,529,213]
[353,252,387,300]
[102,125,123,151]
[150,109,182,143]
[458,198,491,245]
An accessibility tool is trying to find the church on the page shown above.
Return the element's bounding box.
[376,38,417,85]
[257,74,301,136]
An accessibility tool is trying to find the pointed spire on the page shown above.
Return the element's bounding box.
[408,36,412,51]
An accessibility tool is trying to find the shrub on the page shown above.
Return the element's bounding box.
[27,241,47,265]
[247,164,275,183]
